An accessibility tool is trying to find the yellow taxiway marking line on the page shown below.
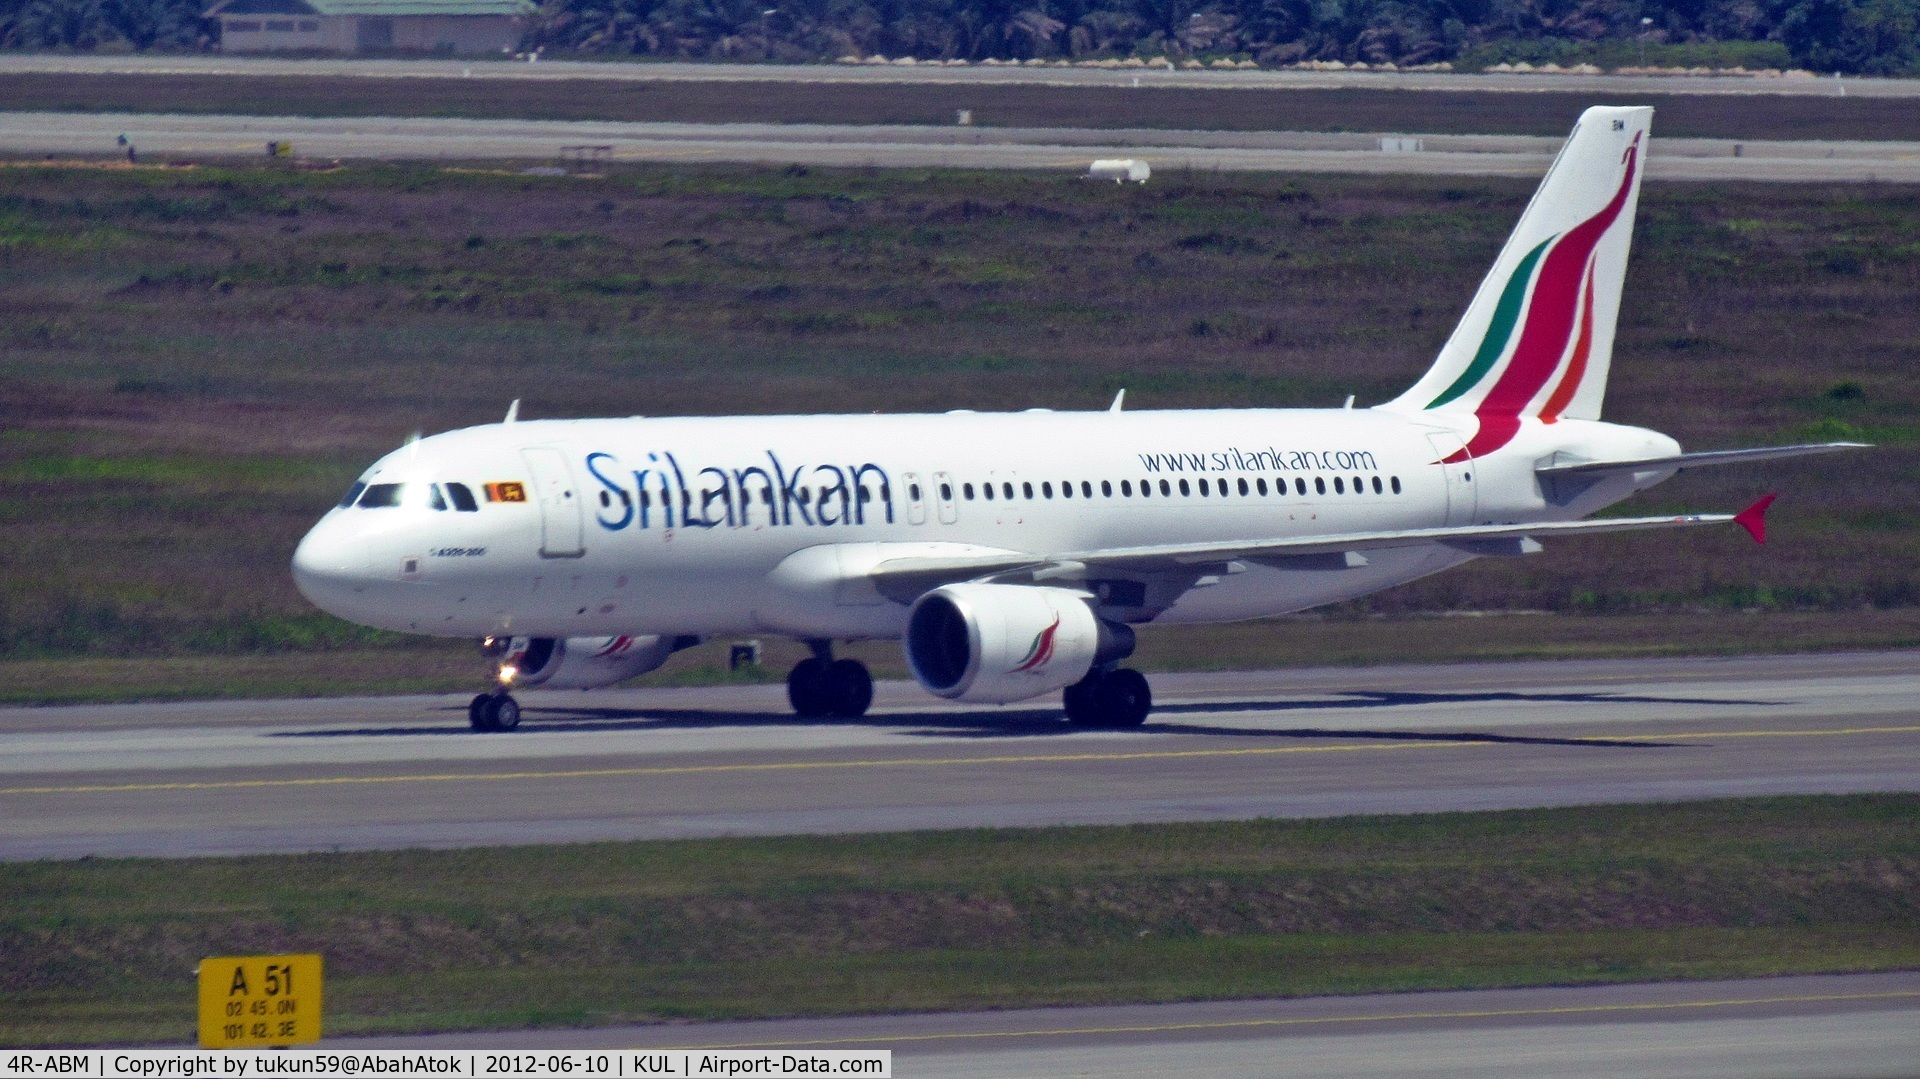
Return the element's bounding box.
[657,988,1920,1050]
[2,724,1916,797]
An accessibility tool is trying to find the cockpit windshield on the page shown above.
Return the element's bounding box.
[340,478,477,511]
[446,482,479,512]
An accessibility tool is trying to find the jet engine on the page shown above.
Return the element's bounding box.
[905,583,1133,704]
[489,634,697,690]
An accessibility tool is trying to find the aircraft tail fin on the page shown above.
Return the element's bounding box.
[1382,105,1653,459]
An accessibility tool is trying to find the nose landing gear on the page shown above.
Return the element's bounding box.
[469,689,521,732]
[471,636,523,732]
[1062,667,1152,728]
[787,640,873,719]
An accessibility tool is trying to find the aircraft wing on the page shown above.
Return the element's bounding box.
[1052,506,1759,571]
[868,499,1773,595]
[1535,442,1868,480]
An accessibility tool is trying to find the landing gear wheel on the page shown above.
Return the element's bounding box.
[788,657,833,718]
[1063,668,1152,728]
[469,692,521,732]
[1062,674,1099,726]
[469,693,494,731]
[1097,668,1152,728]
[789,657,873,718]
[490,694,522,731]
[825,659,873,718]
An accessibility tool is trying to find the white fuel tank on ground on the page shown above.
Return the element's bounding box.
[1087,159,1150,184]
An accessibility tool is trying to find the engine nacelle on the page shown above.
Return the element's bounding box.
[491,634,696,690]
[905,583,1131,704]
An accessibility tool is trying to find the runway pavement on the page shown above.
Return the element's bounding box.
[5,54,1919,98]
[2,651,1915,861]
[8,111,1920,180]
[333,972,1920,1078]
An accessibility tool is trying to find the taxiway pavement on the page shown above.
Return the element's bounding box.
[333,971,1920,1078]
[2,651,1915,861]
[7,111,1919,180]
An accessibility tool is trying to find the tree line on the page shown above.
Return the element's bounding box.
[3,0,1916,75]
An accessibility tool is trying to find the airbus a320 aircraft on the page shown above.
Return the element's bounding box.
[294,105,1862,732]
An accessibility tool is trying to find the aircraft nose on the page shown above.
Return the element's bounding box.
[291,516,372,616]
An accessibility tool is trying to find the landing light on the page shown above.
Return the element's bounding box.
[498,665,518,685]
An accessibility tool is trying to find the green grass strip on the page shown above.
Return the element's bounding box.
[8,928,1916,1047]
[2,795,1915,1046]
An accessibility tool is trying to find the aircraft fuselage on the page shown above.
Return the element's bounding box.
[292,407,1678,641]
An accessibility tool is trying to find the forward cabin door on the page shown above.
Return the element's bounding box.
[1425,433,1478,527]
[521,446,586,558]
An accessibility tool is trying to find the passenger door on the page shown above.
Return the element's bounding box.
[521,446,586,558]
[1425,433,1478,527]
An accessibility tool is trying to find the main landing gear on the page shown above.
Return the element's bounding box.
[1062,667,1152,728]
[469,689,521,732]
[787,640,874,719]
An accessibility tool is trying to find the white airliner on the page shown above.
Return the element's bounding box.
[293,106,1862,732]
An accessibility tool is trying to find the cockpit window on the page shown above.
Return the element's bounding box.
[445,482,478,512]
[338,481,367,509]
[429,484,449,511]
[358,483,404,509]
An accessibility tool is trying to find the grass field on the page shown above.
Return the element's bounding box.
[2,795,1914,1045]
[6,75,1920,142]
[0,159,1915,698]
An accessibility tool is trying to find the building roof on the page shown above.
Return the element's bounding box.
[206,0,534,17]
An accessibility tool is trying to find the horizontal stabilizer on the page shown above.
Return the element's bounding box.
[1536,442,1869,480]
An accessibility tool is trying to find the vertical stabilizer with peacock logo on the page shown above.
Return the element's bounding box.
[1381,106,1653,461]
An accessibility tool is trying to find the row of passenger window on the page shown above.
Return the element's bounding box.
[338,482,481,512]
[339,472,1406,516]
[955,474,1403,502]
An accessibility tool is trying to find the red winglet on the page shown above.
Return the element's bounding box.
[1733,493,1778,545]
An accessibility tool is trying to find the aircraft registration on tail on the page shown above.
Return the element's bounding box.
[293,106,1864,732]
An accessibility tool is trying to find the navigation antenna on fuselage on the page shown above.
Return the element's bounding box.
[504,399,521,424]
[1109,389,1126,413]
